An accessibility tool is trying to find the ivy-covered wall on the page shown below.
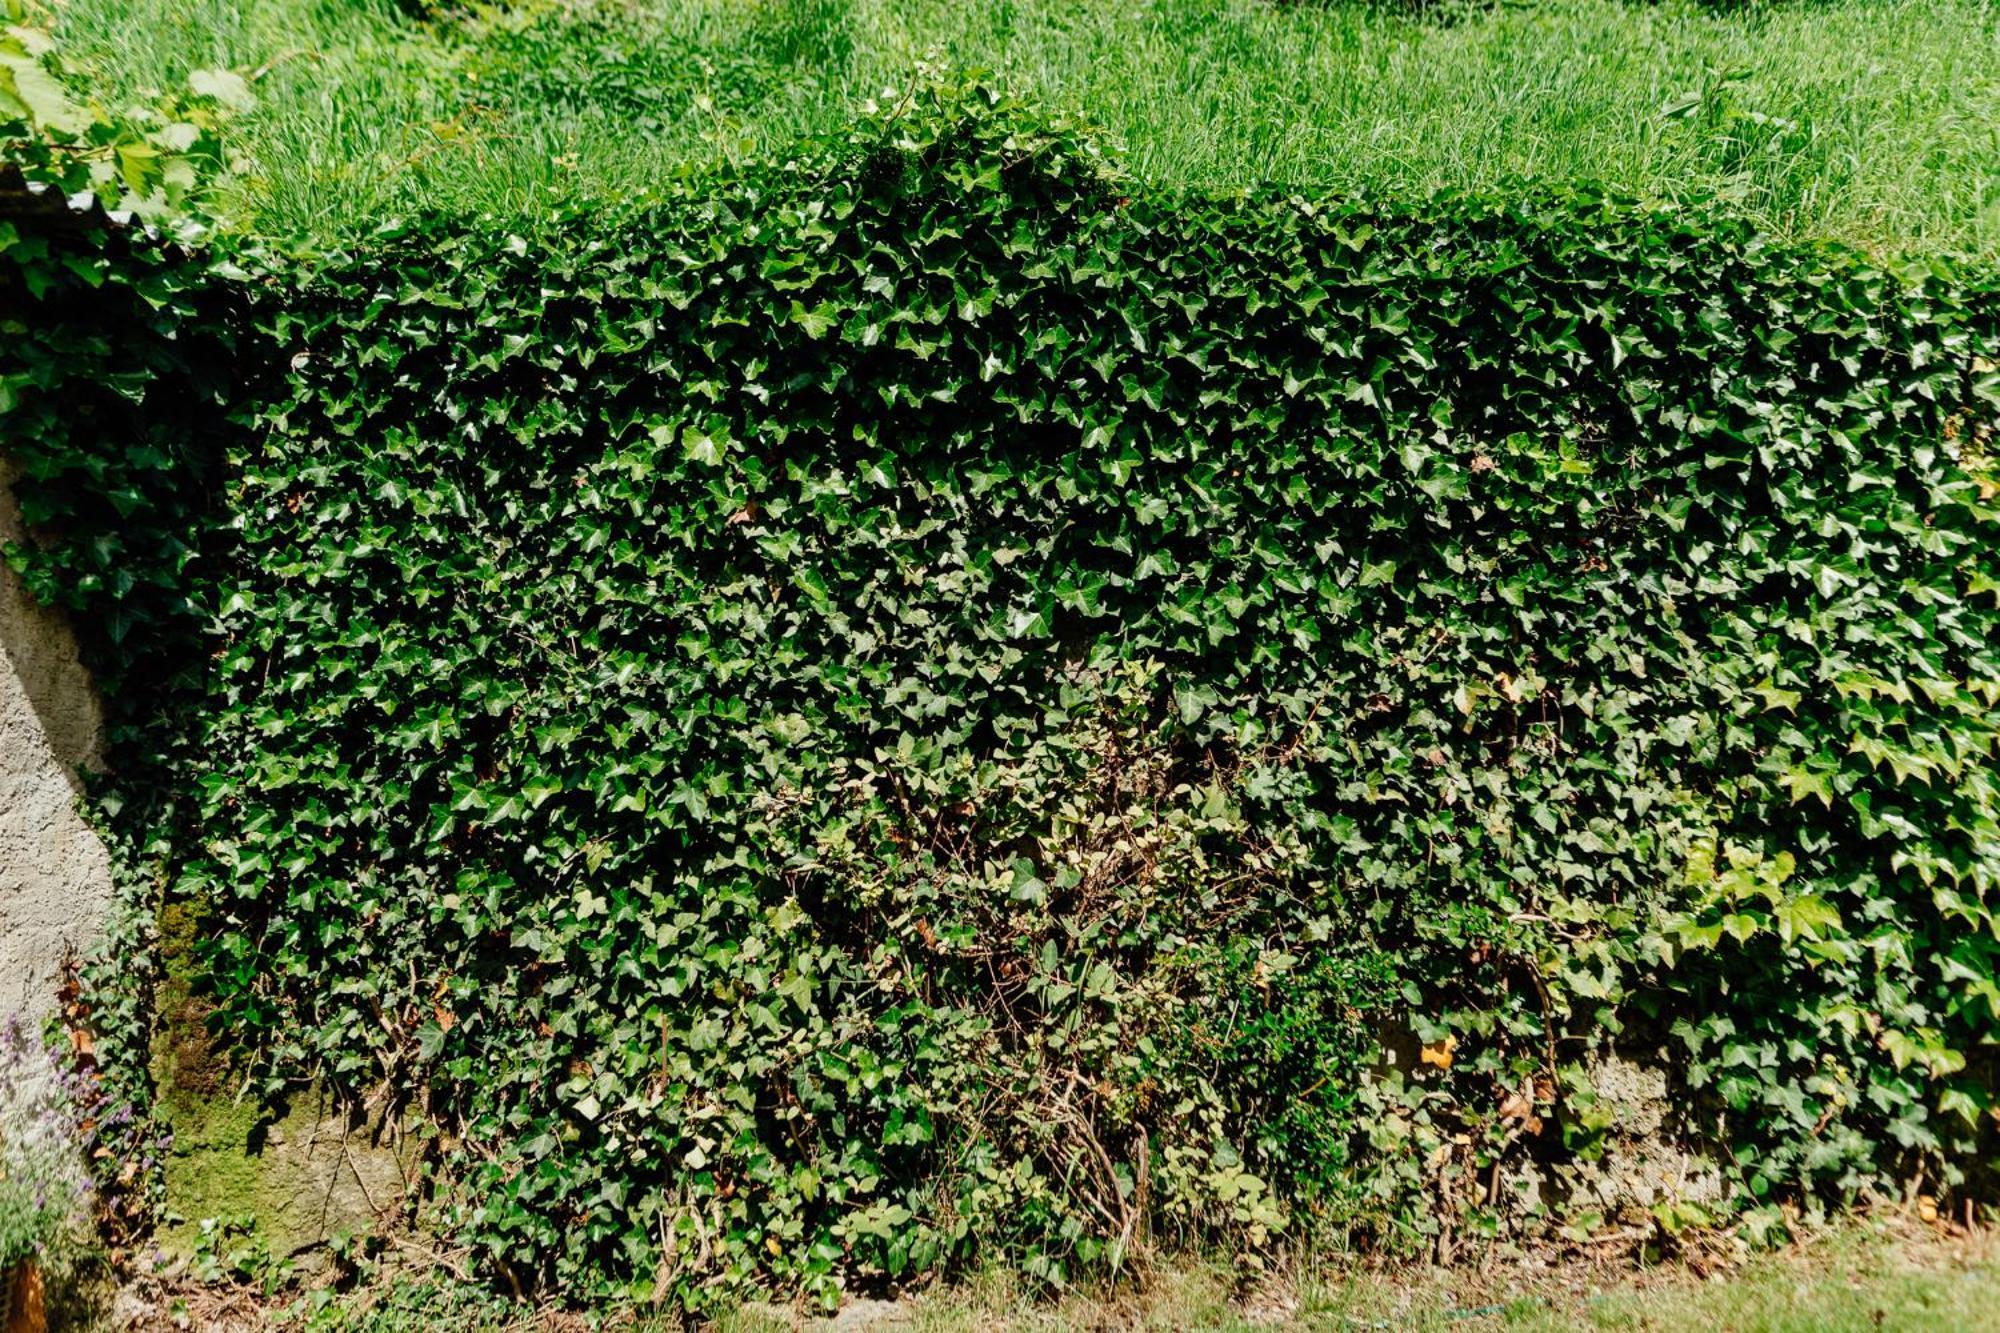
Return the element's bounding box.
[5,85,1999,1311]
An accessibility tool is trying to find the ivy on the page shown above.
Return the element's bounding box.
[5,77,1999,1310]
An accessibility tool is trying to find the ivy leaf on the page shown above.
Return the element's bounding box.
[683,425,732,466]
[1773,894,1842,946]
[789,301,837,339]
[1777,765,1834,808]
[0,54,87,134]
[188,67,256,112]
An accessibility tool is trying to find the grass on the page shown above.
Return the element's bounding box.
[128,1215,2000,1329]
[709,1217,2000,1331]
[48,0,2000,255]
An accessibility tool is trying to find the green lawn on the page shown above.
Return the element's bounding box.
[168,1217,2000,1329]
[711,1220,2000,1332]
[53,0,2000,255]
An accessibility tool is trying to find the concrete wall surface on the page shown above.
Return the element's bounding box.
[0,459,114,1022]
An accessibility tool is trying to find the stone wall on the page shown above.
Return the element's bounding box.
[0,459,113,1021]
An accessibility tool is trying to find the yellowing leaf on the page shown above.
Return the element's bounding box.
[1419,1034,1456,1070]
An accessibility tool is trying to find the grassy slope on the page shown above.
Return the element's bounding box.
[54,0,2000,255]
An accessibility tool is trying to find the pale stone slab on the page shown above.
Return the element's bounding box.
[0,458,114,1021]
